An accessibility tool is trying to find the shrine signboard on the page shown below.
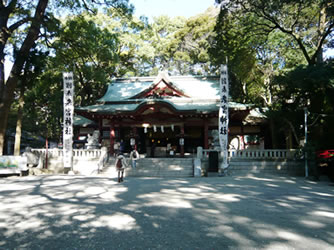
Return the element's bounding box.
[218,65,229,170]
[63,72,74,169]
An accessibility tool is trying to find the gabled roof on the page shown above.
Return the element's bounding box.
[97,72,220,103]
[131,72,189,99]
[75,72,264,119]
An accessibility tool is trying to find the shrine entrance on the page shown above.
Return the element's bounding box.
[119,125,185,157]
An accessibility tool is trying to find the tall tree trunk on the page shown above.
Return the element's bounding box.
[14,89,24,155]
[0,0,48,155]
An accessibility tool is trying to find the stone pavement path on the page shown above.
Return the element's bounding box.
[0,174,333,249]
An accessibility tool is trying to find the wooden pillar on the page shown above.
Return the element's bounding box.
[180,124,184,157]
[204,119,209,149]
[110,123,115,155]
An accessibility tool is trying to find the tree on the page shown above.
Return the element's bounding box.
[272,61,334,148]
[0,0,49,155]
[215,0,334,66]
[0,0,133,155]
[13,49,49,155]
[167,7,219,75]
[53,13,120,106]
[143,15,187,75]
[212,0,334,149]
[210,7,261,103]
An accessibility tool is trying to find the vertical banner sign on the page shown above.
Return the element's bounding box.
[219,65,229,170]
[63,72,74,169]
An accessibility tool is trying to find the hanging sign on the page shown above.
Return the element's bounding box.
[219,65,229,170]
[63,72,74,169]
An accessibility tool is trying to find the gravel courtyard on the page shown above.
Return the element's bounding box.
[0,174,333,249]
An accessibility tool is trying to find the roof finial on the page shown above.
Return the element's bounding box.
[155,69,171,84]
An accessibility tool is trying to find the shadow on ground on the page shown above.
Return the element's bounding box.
[0,174,333,249]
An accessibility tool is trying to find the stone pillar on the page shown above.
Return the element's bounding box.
[197,146,203,159]
[180,124,185,157]
[110,124,115,155]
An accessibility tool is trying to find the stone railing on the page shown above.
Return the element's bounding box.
[199,148,304,176]
[32,148,102,158]
[29,148,104,175]
[200,149,298,160]
[228,149,298,160]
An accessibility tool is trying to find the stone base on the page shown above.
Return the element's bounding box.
[207,172,219,177]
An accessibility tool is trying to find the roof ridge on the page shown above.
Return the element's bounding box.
[112,75,219,83]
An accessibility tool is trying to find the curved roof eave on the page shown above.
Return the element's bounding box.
[75,99,255,117]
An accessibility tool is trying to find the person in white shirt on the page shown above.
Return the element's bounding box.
[130,148,139,168]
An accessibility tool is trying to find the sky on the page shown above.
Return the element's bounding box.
[129,0,217,20]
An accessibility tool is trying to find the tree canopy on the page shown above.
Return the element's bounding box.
[0,0,133,154]
[1,0,334,154]
[213,0,334,148]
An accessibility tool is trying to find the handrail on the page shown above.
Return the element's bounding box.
[31,148,102,158]
[201,149,298,160]
[31,148,299,160]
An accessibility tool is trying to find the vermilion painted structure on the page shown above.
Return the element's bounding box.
[75,72,267,157]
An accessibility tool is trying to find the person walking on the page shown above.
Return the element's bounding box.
[115,153,128,183]
[130,148,139,169]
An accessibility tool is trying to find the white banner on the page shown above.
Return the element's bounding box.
[63,72,74,169]
[219,65,229,170]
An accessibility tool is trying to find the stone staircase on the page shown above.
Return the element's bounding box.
[228,159,305,176]
[101,157,194,177]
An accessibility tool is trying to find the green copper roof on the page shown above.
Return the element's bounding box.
[98,80,153,102]
[75,72,256,116]
[73,115,96,127]
[97,74,220,102]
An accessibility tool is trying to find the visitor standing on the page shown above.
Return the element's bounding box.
[130,148,139,168]
[113,141,119,157]
[115,153,127,183]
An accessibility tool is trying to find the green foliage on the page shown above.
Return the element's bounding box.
[215,0,334,66]
[274,61,334,113]
[167,8,218,75]
[269,60,334,148]
[212,0,334,149]
[0,0,134,153]
[52,13,119,106]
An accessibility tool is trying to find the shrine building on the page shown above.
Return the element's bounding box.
[74,72,268,157]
